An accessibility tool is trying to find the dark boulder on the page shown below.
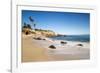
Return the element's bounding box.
[36,37,42,40]
[61,41,67,44]
[25,31,29,35]
[49,45,56,49]
[77,44,83,46]
[33,37,42,40]
[43,38,46,40]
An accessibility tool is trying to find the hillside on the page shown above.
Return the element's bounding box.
[22,28,57,37]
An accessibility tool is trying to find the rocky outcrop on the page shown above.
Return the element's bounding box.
[22,28,57,37]
[40,31,56,37]
[22,28,32,35]
[32,29,57,37]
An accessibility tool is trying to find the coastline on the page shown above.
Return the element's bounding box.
[22,34,90,62]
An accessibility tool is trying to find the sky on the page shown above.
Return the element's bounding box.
[22,10,90,35]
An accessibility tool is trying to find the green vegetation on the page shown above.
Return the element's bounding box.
[23,22,32,29]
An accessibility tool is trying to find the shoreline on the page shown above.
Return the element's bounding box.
[22,34,90,62]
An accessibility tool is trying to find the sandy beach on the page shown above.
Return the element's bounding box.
[22,34,90,62]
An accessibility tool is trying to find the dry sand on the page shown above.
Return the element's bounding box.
[22,34,90,62]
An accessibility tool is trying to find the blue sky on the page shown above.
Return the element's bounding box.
[22,10,90,35]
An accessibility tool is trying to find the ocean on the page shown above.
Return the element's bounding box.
[49,35,90,42]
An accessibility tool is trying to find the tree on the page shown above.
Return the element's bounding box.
[27,24,32,29]
[34,24,36,30]
[29,16,34,22]
[23,22,27,28]
[29,16,36,30]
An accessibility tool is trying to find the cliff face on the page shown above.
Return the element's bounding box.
[22,28,57,37]
[39,31,56,37]
[34,30,57,37]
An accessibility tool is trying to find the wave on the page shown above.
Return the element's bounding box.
[49,34,90,42]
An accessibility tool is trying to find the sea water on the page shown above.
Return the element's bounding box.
[49,35,90,42]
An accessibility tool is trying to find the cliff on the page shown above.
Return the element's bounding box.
[22,28,57,37]
[33,29,57,37]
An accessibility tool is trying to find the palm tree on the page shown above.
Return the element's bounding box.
[23,22,27,28]
[34,23,36,30]
[27,24,32,29]
[29,16,36,30]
